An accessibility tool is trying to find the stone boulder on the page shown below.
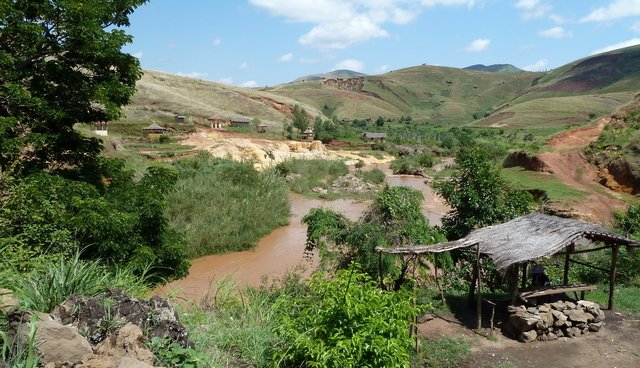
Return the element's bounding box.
[0,288,19,314]
[95,323,156,364]
[51,289,189,347]
[26,319,92,365]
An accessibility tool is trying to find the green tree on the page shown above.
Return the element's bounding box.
[0,0,146,178]
[291,104,309,134]
[433,148,533,240]
[375,116,385,127]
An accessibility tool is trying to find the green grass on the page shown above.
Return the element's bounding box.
[412,337,470,368]
[586,285,640,315]
[167,153,290,257]
[0,253,150,313]
[275,158,350,197]
[502,167,588,201]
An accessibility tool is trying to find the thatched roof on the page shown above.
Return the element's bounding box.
[142,123,167,130]
[377,213,639,273]
[362,132,387,139]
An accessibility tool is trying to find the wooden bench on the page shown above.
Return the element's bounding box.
[518,284,597,303]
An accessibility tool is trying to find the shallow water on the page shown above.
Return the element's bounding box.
[158,168,448,300]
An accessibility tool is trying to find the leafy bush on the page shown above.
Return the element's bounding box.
[148,337,209,368]
[272,264,419,368]
[0,159,190,281]
[167,153,290,256]
[390,152,434,175]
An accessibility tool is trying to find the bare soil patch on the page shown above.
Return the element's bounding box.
[419,310,640,368]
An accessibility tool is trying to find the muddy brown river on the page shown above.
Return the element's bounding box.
[158,168,449,300]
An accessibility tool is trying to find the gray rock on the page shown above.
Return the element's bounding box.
[527,307,540,314]
[565,309,589,324]
[509,311,541,333]
[577,300,600,310]
[0,288,19,314]
[520,330,538,343]
[565,301,577,309]
[538,312,554,330]
[589,322,604,332]
[538,305,551,313]
[24,320,92,365]
[550,301,567,311]
[547,332,559,341]
[552,310,568,326]
[592,309,605,323]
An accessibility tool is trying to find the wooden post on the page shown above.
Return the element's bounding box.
[608,245,619,310]
[520,262,528,290]
[563,243,574,286]
[476,243,482,330]
[468,261,477,307]
[510,265,519,306]
[433,255,446,305]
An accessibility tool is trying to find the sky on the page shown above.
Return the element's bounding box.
[123,0,640,87]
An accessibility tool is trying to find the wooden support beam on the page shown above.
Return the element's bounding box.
[476,243,482,330]
[568,258,610,273]
[468,260,477,308]
[563,243,574,286]
[510,265,519,306]
[520,262,528,290]
[608,245,619,310]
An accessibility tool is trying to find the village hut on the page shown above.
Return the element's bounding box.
[174,115,186,123]
[256,123,268,133]
[362,132,387,142]
[142,123,169,138]
[230,117,252,127]
[92,121,108,137]
[302,127,315,141]
[377,213,639,327]
[206,115,227,129]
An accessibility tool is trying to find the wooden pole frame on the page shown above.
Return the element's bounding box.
[475,243,482,330]
[608,245,620,310]
[563,243,574,286]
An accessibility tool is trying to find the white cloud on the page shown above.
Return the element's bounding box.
[212,38,222,47]
[632,21,640,32]
[239,62,249,69]
[299,15,389,49]
[250,0,478,49]
[422,0,476,6]
[333,59,365,72]
[219,77,234,85]
[539,26,573,38]
[549,14,566,24]
[581,0,640,22]
[591,38,640,54]
[464,38,490,52]
[522,59,548,71]
[375,64,390,73]
[132,51,143,59]
[177,72,208,79]
[241,80,259,88]
[514,0,552,20]
[278,52,294,62]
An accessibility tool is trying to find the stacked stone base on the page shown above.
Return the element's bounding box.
[504,300,605,343]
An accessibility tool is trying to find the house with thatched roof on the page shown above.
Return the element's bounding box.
[302,127,315,141]
[362,132,387,141]
[377,213,639,317]
[142,123,169,138]
[230,117,251,127]
[205,115,228,129]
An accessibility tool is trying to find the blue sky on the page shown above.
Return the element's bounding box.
[123,0,640,87]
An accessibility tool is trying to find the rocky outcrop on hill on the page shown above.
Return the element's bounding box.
[323,77,364,92]
[503,300,605,343]
[5,289,188,367]
[503,151,551,172]
[595,157,640,194]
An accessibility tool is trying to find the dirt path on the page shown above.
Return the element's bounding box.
[420,311,640,368]
[536,117,626,224]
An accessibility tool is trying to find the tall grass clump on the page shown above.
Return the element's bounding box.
[275,159,349,195]
[0,316,39,368]
[167,153,290,257]
[390,152,434,175]
[0,253,150,312]
[358,167,386,185]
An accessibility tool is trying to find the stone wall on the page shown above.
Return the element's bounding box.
[504,300,605,343]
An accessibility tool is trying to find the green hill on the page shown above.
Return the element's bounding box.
[292,69,367,83]
[464,64,523,73]
[120,46,640,131]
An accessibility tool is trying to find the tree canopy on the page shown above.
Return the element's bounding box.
[433,148,533,240]
[0,0,147,177]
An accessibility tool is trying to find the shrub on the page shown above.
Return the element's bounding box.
[359,168,385,184]
[272,264,419,368]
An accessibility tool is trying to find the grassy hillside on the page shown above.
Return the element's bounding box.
[292,69,367,83]
[464,64,523,73]
[118,46,640,131]
[473,45,640,128]
[120,70,320,128]
[271,65,541,123]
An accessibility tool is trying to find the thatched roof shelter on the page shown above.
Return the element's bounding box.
[377,213,640,315]
[379,213,638,273]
